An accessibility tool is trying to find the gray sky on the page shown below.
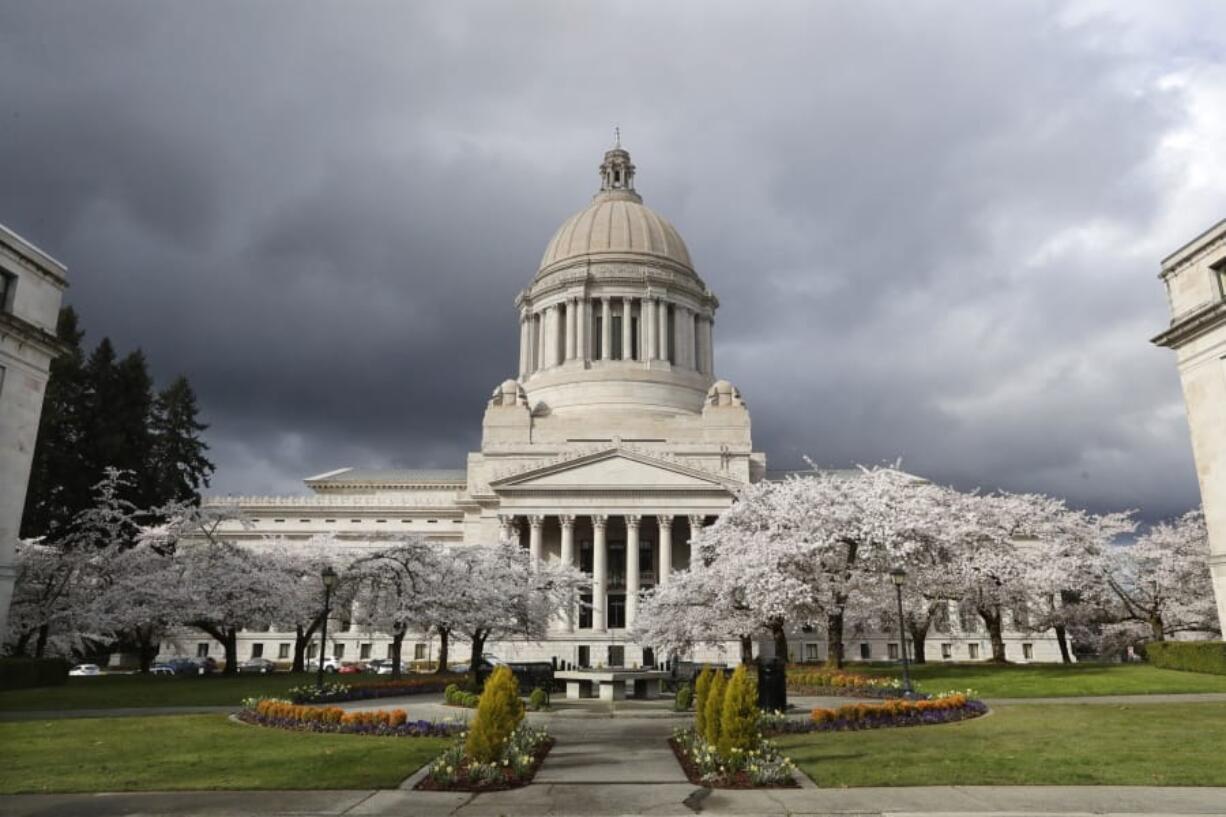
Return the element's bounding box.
[2,0,1223,521]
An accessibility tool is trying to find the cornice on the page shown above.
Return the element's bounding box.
[1159,218,1226,278]
[1151,299,1226,349]
[0,311,69,359]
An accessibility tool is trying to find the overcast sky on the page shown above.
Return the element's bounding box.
[2,1,1223,521]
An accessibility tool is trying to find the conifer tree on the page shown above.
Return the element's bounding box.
[704,668,727,745]
[693,665,714,736]
[150,376,214,505]
[465,665,524,763]
[717,664,759,755]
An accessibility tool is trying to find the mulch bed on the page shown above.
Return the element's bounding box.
[414,737,555,792]
[668,738,800,789]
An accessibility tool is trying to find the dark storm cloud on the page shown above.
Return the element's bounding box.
[1,0,1222,520]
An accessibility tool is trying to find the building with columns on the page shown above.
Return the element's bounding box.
[183,145,1063,668]
[1152,218,1226,634]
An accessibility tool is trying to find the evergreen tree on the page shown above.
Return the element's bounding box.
[21,307,90,541]
[150,376,213,505]
[82,343,156,508]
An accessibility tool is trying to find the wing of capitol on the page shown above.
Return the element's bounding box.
[158,145,1065,669]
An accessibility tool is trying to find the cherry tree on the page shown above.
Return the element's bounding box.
[1107,508,1218,641]
[262,535,351,673]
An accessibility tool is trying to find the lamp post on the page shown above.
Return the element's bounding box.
[889,567,913,696]
[316,566,338,691]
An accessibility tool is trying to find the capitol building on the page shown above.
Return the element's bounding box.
[185,145,1062,668]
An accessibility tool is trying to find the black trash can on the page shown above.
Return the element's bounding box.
[757,657,787,712]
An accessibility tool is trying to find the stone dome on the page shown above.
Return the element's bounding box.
[537,146,693,275]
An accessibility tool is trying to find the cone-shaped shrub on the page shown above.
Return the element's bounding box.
[693,666,714,736]
[464,665,523,763]
[703,669,727,745]
[717,664,759,756]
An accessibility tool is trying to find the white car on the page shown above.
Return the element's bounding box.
[68,664,102,677]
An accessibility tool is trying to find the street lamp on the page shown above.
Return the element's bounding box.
[889,567,913,696]
[316,566,338,690]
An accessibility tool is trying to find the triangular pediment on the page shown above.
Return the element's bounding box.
[490,448,736,493]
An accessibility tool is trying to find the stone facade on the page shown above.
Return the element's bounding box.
[1152,218,1226,633]
[171,146,1064,668]
[0,224,67,642]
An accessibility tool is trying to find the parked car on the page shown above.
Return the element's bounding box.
[68,664,102,677]
[237,657,278,675]
[320,657,342,673]
[369,659,410,675]
[163,657,210,676]
[337,661,367,674]
[149,663,175,676]
[448,653,507,673]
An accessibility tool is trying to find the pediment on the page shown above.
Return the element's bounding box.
[490,448,736,493]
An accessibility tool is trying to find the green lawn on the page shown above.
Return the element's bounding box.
[0,715,450,793]
[776,702,1226,787]
[0,672,329,711]
[838,661,1226,698]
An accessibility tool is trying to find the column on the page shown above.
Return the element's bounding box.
[498,514,515,543]
[600,298,612,361]
[674,305,688,368]
[658,301,670,362]
[687,514,705,566]
[625,515,640,628]
[645,298,657,361]
[695,315,707,374]
[702,315,715,374]
[658,515,673,584]
[576,296,588,362]
[592,515,607,633]
[560,515,575,632]
[536,312,546,371]
[622,296,634,360]
[518,315,529,377]
[528,515,544,568]
[565,299,577,360]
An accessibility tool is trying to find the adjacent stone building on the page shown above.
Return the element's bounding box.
[186,146,1063,668]
[1152,218,1226,633]
[0,224,67,642]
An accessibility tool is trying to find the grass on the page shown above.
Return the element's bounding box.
[776,702,1226,787]
[835,661,1226,698]
[0,715,450,793]
[0,672,340,711]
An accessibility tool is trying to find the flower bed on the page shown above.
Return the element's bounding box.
[416,724,553,791]
[670,727,797,788]
[289,673,465,704]
[786,666,906,698]
[238,698,459,737]
[766,692,987,734]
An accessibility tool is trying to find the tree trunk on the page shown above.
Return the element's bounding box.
[469,630,487,684]
[979,607,1007,662]
[769,618,789,663]
[390,621,406,681]
[740,635,755,665]
[223,629,239,674]
[34,624,50,658]
[1150,616,1165,642]
[136,627,158,673]
[825,610,845,669]
[1055,624,1072,664]
[434,627,450,674]
[293,613,324,673]
[907,621,928,665]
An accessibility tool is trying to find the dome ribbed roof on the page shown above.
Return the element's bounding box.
[538,145,693,274]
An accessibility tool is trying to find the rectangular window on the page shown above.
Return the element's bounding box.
[1215,260,1226,299]
[580,540,593,573]
[607,645,624,667]
[642,646,655,667]
[333,643,345,659]
[932,602,951,634]
[958,604,980,633]
[607,593,626,629]
[1023,643,1034,660]
[578,645,591,668]
[414,643,427,661]
[251,643,264,658]
[630,316,639,360]
[887,643,900,660]
[968,643,980,660]
[307,643,318,660]
[611,315,623,359]
[196,643,209,658]
[859,643,871,660]
[359,643,372,660]
[1012,603,1030,631]
[0,270,15,312]
[804,643,820,662]
[278,643,290,660]
[578,593,593,629]
[594,316,603,359]
[941,643,953,660]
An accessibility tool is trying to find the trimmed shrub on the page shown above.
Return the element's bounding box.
[718,665,759,756]
[693,666,714,735]
[0,658,71,690]
[1146,641,1226,676]
[703,668,728,745]
[529,687,548,711]
[465,665,524,763]
[674,683,693,712]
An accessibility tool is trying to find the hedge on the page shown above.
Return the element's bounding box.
[1146,641,1226,676]
[0,658,71,690]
